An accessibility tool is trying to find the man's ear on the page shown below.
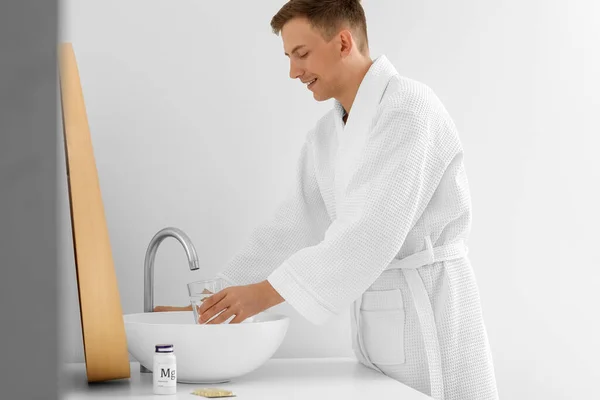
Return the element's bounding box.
[338,29,354,57]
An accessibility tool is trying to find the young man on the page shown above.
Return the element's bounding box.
[156,1,499,399]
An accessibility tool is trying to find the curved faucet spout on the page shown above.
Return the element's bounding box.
[143,227,200,314]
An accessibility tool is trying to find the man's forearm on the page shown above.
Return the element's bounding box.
[258,279,285,309]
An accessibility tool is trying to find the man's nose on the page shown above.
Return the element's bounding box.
[289,61,303,80]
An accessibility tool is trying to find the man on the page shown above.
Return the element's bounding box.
[155,1,499,399]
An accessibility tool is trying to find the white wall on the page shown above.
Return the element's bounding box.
[58,1,600,399]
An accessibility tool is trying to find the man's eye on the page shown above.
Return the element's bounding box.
[299,52,309,58]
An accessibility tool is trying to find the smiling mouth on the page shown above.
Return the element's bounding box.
[306,78,317,88]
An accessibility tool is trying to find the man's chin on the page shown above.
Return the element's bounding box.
[312,91,331,102]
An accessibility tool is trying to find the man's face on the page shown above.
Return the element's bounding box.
[281,17,343,102]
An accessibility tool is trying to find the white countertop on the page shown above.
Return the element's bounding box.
[60,358,432,399]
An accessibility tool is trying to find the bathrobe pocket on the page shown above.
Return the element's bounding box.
[360,288,406,365]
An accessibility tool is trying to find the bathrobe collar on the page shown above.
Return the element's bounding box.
[332,54,399,137]
[331,55,399,211]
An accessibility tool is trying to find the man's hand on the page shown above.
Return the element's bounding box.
[198,280,284,324]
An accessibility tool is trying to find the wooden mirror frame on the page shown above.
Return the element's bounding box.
[58,42,131,382]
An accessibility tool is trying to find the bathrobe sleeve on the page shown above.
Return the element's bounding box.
[217,132,332,286]
[267,107,455,325]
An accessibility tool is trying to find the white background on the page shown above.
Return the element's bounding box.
[58,1,600,399]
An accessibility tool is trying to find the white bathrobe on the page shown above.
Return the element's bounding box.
[217,55,499,400]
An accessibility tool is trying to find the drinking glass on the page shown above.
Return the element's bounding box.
[187,277,228,324]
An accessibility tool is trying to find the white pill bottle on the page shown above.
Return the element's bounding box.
[153,344,177,395]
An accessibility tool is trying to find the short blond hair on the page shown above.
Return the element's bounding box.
[270,0,369,54]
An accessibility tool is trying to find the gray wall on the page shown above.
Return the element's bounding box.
[0,1,59,399]
[45,0,600,399]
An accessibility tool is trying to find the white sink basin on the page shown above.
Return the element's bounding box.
[123,311,290,383]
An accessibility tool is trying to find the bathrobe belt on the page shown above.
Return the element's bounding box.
[353,236,468,400]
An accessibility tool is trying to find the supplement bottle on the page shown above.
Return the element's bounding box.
[153,344,177,395]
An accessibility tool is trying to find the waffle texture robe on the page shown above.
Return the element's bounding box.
[217,55,499,400]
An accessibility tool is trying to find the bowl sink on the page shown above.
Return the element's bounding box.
[123,311,290,383]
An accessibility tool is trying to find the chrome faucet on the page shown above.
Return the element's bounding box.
[140,226,200,373]
[144,227,200,312]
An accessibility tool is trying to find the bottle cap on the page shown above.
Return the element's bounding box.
[155,344,174,353]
